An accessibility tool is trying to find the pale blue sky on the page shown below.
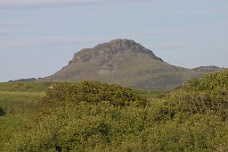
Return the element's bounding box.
[0,0,227,82]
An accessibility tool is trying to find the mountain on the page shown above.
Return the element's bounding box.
[192,66,224,73]
[41,39,203,90]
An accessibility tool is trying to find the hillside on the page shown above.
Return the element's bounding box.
[41,39,202,90]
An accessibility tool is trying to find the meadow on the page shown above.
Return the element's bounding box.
[0,82,49,149]
[0,70,228,151]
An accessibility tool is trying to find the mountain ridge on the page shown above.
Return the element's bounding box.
[192,65,224,73]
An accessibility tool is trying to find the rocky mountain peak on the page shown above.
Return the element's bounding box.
[98,39,137,50]
[69,39,163,65]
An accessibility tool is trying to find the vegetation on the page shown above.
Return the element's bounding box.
[0,92,42,149]
[40,81,147,109]
[8,78,37,82]
[0,70,228,151]
[161,69,228,121]
[0,82,49,149]
[0,82,51,92]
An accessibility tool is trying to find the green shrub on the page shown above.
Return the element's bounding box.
[40,80,147,108]
[158,69,228,121]
[3,71,228,151]
[4,102,228,152]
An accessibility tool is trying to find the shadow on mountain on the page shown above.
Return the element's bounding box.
[0,107,6,116]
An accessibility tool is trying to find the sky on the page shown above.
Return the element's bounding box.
[0,0,227,82]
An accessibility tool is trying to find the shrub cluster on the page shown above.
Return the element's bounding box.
[159,69,228,121]
[40,80,147,108]
[3,71,228,151]
[4,103,228,152]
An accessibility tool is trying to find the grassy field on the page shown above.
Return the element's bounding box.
[0,82,50,149]
[0,82,51,92]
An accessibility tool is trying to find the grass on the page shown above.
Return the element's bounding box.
[0,82,51,92]
[0,91,43,150]
[0,82,49,150]
[0,115,28,148]
[0,91,44,115]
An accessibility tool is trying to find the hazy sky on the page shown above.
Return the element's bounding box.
[0,0,227,82]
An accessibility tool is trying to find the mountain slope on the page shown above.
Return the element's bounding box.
[41,39,202,90]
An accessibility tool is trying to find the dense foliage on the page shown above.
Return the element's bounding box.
[4,103,228,152]
[2,70,228,151]
[160,69,228,121]
[40,81,147,108]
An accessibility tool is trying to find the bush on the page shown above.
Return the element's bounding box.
[0,107,5,116]
[40,80,147,108]
[3,72,228,151]
[4,102,228,152]
[158,69,228,121]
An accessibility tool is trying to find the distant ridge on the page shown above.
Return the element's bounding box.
[41,39,204,90]
[192,66,224,73]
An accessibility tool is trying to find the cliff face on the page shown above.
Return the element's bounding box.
[41,39,202,90]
